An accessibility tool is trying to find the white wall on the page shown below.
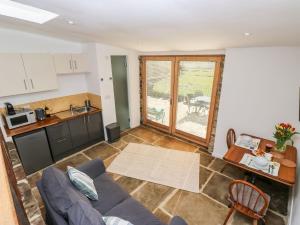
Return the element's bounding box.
[212,47,300,225]
[84,43,140,134]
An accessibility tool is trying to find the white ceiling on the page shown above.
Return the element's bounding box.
[1,0,300,51]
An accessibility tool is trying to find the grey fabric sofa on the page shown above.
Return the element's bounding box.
[37,159,188,225]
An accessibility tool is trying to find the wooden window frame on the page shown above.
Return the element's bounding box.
[141,55,224,147]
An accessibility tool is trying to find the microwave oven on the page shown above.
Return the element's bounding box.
[4,109,37,129]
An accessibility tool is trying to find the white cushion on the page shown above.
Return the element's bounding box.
[103,216,133,225]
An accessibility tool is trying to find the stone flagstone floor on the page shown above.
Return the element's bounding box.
[28,126,289,225]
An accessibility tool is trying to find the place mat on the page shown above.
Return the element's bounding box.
[235,135,261,151]
[240,153,280,176]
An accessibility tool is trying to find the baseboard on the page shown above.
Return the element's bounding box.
[212,151,224,159]
[287,187,295,225]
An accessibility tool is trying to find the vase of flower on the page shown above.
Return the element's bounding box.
[273,123,299,153]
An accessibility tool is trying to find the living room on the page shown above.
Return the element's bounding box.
[0,1,299,225]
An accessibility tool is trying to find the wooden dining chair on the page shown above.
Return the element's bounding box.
[223,180,270,225]
[226,128,236,148]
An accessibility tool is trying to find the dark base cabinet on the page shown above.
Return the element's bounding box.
[47,111,105,161]
[14,129,53,175]
[68,116,89,148]
[87,112,104,141]
[46,121,73,161]
[13,111,105,174]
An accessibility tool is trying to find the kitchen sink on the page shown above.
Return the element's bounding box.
[70,106,90,114]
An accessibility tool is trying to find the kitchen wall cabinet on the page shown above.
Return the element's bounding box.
[13,129,53,175]
[0,53,58,97]
[53,53,89,74]
[0,54,29,97]
[46,121,73,161]
[22,54,58,93]
[71,54,88,73]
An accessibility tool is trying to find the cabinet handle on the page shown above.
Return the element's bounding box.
[69,60,72,70]
[74,60,77,70]
[30,79,34,89]
[23,79,27,90]
[83,116,86,125]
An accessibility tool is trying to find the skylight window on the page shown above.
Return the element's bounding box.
[0,0,58,24]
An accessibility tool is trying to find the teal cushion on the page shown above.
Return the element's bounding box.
[67,166,98,200]
[103,216,133,225]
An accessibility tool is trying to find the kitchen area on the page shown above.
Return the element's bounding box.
[3,100,104,175]
[0,27,139,225]
[0,50,105,175]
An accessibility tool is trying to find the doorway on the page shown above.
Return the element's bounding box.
[111,56,130,131]
[141,55,224,146]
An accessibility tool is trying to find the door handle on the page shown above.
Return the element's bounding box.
[23,79,27,90]
[30,79,34,89]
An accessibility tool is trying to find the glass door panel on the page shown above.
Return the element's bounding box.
[145,60,172,127]
[175,61,216,139]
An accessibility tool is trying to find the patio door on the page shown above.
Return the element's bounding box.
[141,56,175,131]
[141,55,223,146]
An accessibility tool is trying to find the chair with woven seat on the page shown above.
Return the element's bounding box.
[226,128,236,148]
[223,180,270,225]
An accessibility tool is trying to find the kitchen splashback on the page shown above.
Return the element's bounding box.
[0,92,101,115]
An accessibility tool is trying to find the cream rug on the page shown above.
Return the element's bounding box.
[107,143,200,193]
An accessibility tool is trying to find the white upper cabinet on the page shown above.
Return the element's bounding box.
[53,54,73,74]
[53,53,89,74]
[71,54,88,73]
[22,54,58,93]
[0,54,29,97]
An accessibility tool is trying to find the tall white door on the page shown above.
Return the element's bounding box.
[22,54,58,93]
[0,54,28,97]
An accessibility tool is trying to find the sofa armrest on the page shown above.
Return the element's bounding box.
[76,159,106,179]
[169,216,188,225]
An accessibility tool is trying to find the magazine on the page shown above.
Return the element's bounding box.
[235,135,261,151]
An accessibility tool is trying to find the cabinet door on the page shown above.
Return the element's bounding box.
[22,54,58,93]
[72,54,88,73]
[68,116,89,148]
[14,129,53,175]
[46,122,73,161]
[0,54,28,97]
[53,54,73,74]
[87,112,104,141]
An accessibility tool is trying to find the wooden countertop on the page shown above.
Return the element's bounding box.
[5,107,101,137]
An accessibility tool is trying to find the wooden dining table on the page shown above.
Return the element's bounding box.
[223,135,297,186]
